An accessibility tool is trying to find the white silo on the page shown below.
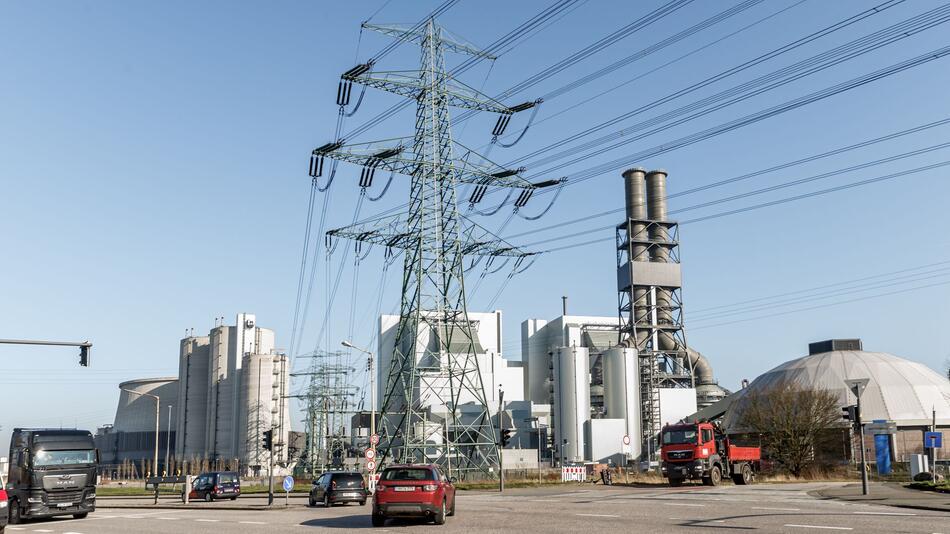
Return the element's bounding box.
[602,346,641,459]
[176,336,211,460]
[553,346,590,463]
[238,352,290,472]
[206,324,236,459]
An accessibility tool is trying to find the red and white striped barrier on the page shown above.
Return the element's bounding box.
[561,465,586,482]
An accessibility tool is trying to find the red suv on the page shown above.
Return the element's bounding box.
[372,464,456,527]
[1,485,8,533]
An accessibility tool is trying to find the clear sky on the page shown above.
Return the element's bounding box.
[3,0,950,447]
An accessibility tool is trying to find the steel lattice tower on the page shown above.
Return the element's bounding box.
[309,19,556,477]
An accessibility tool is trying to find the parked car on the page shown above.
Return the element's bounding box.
[309,471,366,507]
[0,485,8,533]
[188,472,240,502]
[372,464,456,527]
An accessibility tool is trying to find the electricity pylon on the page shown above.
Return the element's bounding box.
[310,19,557,478]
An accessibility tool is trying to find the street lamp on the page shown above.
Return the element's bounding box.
[121,388,160,504]
[845,378,870,496]
[525,417,542,485]
[342,341,375,445]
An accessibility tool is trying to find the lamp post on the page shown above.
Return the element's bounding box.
[525,417,542,485]
[165,405,173,476]
[342,341,375,443]
[121,388,160,504]
[845,378,870,496]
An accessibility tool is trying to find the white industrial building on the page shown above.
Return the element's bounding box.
[98,313,291,476]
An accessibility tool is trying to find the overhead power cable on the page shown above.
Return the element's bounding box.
[522,0,942,172]
[452,0,695,125]
[502,116,950,242]
[534,157,950,253]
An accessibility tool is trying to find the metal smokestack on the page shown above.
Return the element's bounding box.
[646,170,675,351]
[622,168,649,348]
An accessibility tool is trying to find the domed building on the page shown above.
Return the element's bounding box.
[721,339,949,461]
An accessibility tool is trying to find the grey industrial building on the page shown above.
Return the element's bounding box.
[96,313,292,476]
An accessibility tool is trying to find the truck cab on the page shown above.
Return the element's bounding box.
[660,421,759,487]
[6,428,98,523]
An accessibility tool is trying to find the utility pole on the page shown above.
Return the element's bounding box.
[845,378,870,496]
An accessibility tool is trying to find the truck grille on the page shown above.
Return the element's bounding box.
[667,450,693,460]
[47,490,83,505]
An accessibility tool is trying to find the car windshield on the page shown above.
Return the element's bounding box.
[662,429,698,445]
[218,473,238,484]
[381,468,435,481]
[33,449,96,466]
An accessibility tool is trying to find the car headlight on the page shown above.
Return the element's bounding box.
[28,497,43,504]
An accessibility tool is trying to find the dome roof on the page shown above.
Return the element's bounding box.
[724,350,950,430]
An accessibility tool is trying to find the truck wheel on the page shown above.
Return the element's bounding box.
[73,513,89,519]
[737,464,753,485]
[703,466,722,486]
[9,500,22,524]
[668,477,684,487]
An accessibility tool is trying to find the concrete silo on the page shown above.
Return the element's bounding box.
[238,352,290,473]
[175,336,210,461]
[553,346,590,463]
[206,324,236,460]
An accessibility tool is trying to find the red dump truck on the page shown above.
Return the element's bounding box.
[660,421,760,487]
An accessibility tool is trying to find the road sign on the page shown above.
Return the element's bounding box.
[844,378,870,398]
[282,475,294,492]
[622,435,630,445]
[370,434,380,445]
[366,460,377,471]
[924,431,943,449]
[364,448,377,461]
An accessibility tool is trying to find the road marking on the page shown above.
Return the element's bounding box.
[784,525,853,531]
[575,513,620,518]
[664,502,705,507]
[195,519,221,522]
[853,511,916,516]
[752,506,800,511]
[31,530,54,533]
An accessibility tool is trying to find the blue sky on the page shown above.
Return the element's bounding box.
[3,0,950,444]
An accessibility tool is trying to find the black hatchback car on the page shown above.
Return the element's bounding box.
[309,472,366,507]
[189,472,240,502]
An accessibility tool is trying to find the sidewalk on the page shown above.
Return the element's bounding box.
[98,493,311,510]
[813,482,950,512]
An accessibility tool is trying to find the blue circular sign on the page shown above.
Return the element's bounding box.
[282,475,295,492]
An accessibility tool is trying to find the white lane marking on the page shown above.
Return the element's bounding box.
[195,519,221,522]
[664,502,705,507]
[853,511,916,516]
[32,530,54,533]
[784,525,853,531]
[752,506,801,511]
[575,513,620,518]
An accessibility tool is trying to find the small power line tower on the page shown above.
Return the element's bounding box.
[310,19,556,478]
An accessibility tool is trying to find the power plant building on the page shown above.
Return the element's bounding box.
[98,313,291,475]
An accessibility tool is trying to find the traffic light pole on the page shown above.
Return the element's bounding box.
[857,396,869,496]
[0,338,92,366]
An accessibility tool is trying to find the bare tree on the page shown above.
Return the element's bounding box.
[737,381,842,476]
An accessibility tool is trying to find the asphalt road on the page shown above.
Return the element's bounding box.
[5,482,948,533]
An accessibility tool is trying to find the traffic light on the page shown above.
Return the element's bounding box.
[501,428,512,447]
[79,344,91,367]
[262,429,273,451]
[842,405,857,427]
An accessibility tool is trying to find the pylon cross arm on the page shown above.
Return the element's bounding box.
[362,22,497,59]
[344,70,510,114]
[313,143,535,189]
